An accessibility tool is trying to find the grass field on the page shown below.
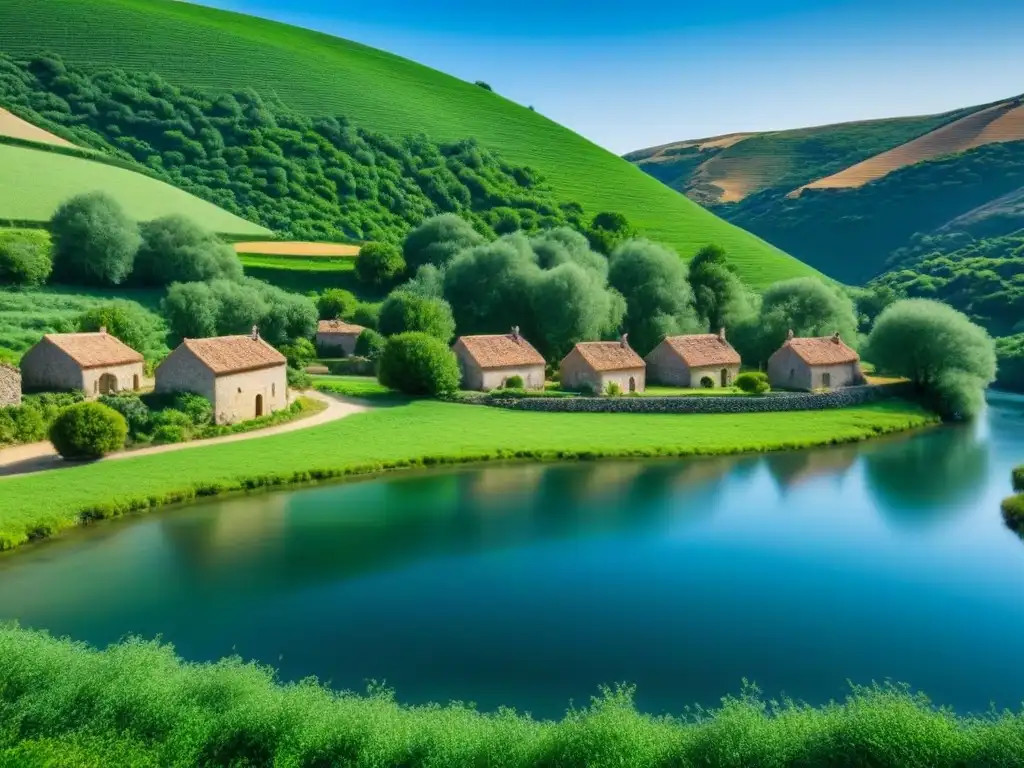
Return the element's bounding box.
[0,398,936,550]
[0,0,820,288]
[0,143,269,236]
[242,258,368,296]
[0,286,167,359]
[234,241,361,257]
[312,375,394,398]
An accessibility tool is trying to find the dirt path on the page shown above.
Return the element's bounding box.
[0,390,367,479]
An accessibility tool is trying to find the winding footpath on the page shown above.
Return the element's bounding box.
[0,390,367,480]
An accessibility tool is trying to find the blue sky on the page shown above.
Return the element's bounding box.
[192,0,1023,154]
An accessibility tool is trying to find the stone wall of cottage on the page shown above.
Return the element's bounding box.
[155,346,217,401]
[213,365,288,425]
[471,383,910,414]
[20,341,85,392]
[0,364,21,406]
[317,332,359,357]
[82,361,145,397]
[767,346,863,391]
[561,350,645,394]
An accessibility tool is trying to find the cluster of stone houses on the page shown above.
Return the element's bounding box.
[7,326,287,425]
[315,319,365,356]
[451,326,863,393]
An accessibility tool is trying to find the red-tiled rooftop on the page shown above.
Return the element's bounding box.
[660,334,741,367]
[570,341,645,371]
[181,336,286,375]
[456,333,545,369]
[317,320,365,335]
[785,335,860,365]
[43,332,143,369]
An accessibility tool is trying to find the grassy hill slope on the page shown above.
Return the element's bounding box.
[0,143,269,236]
[0,0,817,287]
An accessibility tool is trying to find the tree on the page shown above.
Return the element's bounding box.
[316,288,358,320]
[529,262,625,360]
[402,264,446,299]
[474,81,493,91]
[586,211,636,256]
[531,227,607,277]
[0,230,51,286]
[688,244,755,332]
[867,299,996,419]
[278,338,316,369]
[402,214,485,273]
[351,302,381,330]
[354,328,386,360]
[50,191,140,286]
[743,278,860,365]
[377,332,461,395]
[355,241,406,287]
[377,290,456,342]
[49,401,128,459]
[133,214,242,286]
[608,239,701,355]
[75,302,153,353]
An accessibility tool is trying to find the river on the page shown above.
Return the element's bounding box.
[0,392,1022,719]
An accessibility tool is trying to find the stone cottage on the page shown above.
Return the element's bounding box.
[155,329,287,425]
[0,362,21,406]
[645,328,741,388]
[767,330,863,391]
[316,320,366,356]
[560,335,646,394]
[452,327,546,391]
[19,329,144,396]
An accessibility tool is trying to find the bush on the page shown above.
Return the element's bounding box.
[287,366,311,389]
[151,423,188,445]
[0,229,52,286]
[605,381,622,396]
[377,332,461,396]
[98,394,151,436]
[1003,493,1024,534]
[403,214,485,272]
[316,288,359,321]
[1014,465,1024,493]
[504,374,524,389]
[699,376,714,389]
[351,302,381,330]
[50,191,141,286]
[355,328,386,360]
[0,405,45,445]
[377,291,456,342]
[48,402,127,459]
[133,214,242,286]
[278,338,316,370]
[75,303,152,353]
[355,242,406,287]
[735,371,770,394]
[172,393,213,427]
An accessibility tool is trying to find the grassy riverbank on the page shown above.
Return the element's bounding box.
[0,624,1021,767]
[1004,464,1024,534]
[0,399,935,551]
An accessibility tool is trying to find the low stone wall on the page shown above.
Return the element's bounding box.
[474,383,913,414]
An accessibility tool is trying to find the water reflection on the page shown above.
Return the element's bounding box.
[764,444,859,494]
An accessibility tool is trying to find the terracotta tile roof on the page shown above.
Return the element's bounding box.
[181,336,286,375]
[317,320,365,335]
[43,332,143,369]
[569,341,646,372]
[456,333,545,369]
[785,335,860,365]
[659,334,741,367]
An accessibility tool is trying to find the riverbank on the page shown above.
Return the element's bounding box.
[0,623,1019,767]
[0,398,936,552]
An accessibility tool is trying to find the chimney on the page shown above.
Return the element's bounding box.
[251,325,259,340]
[511,325,520,342]
[832,331,841,344]
[620,333,629,348]
[99,326,107,336]
[718,327,726,342]
[786,329,794,341]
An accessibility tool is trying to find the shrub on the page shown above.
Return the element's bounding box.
[287,366,312,389]
[699,376,714,389]
[279,338,316,370]
[152,423,188,444]
[1002,493,1024,534]
[735,371,770,394]
[75,303,152,353]
[605,381,622,396]
[0,229,52,286]
[378,291,456,342]
[0,405,45,445]
[50,191,141,286]
[316,288,359,321]
[351,302,381,330]
[48,402,127,459]
[355,328,386,360]
[1014,465,1024,493]
[98,394,151,436]
[504,374,524,389]
[172,393,213,427]
[133,214,242,286]
[403,213,485,272]
[355,242,406,287]
[377,332,461,396]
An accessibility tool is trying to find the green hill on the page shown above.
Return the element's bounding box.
[0,142,269,236]
[0,0,818,287]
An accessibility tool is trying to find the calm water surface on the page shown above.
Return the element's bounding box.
[1,393,1023,718]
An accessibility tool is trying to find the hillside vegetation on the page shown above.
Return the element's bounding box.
[0,0,816,287]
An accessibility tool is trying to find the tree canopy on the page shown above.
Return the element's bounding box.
[377,291,456,343]
[402,214,486,273]
[377,332,461,396]
[133,215,242,286]
[355,242,406,288]
[50,191,140,286]
[688,244,756,332]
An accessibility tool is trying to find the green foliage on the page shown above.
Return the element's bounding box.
[48,401,127,459]
[608,239,701,355]
[867,299,996,419]
[735,371,770,394]
[74,302,156,353]
[287,366,312,389]
[688,244,756,332]
[351,302,381,330]
[586,211,636,255]
[377,331,461,395]
[378,290,456,342]
[531,226,607,276]
[403,214,486,273]
[0,228,52,286]
[402,263,446,299]
[316,288,359,320]
[50,191,141,286]
[474,80,492,91]
[504,374,524,389]
[355,241,406,287]
[605,380,622,396]
[278,338,316,369]
[1003,491,1024,534]
[848,283,905,335]
[995,334,1024,393]
[1014,464,1024,493]
[162,277,317,344]
[0,391,84,446]
[133,215,242,286]
[354,328,386,360]
[98,394,151,436]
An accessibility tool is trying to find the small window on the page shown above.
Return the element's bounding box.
[272,383,276,397]
[238,387,242,394]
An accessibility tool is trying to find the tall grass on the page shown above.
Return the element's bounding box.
[0,624,1020,766]
[0,399,936,552]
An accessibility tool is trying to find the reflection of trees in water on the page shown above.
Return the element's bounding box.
[863,422,989,528]
[763,444,859,494]
[156,459,738,595]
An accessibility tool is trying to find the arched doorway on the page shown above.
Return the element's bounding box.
[98,373,118,395]
[133,374,140,391]
[628,376,636,393]
[255,393,264,418]
[720,368,729,387]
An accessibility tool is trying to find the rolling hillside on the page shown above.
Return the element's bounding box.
[0,142,269,236]
[0,106,74,148]
[0,0,818,287]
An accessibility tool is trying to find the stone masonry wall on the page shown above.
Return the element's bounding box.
[0,363,21,406]
[471,383,912,414]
